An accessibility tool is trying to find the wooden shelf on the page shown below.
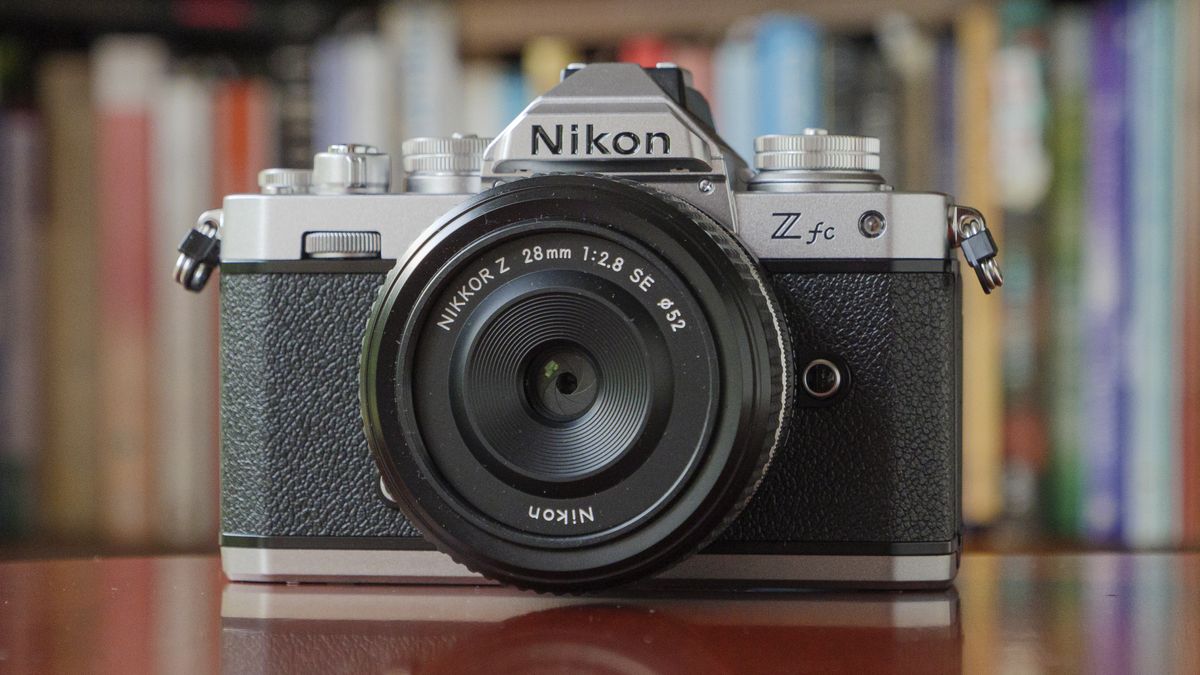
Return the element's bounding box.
[456,0,979,56]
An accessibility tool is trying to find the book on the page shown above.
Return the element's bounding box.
[754,15,823,138]
[956,3,1006,527]
[93,35,168,545]
[876,12,937,191]
[995,0,1052,534]
[1082,0,1131,543]
[36,53,101,541]
[381,0,463,141]
[1045,8,1090,537]
[664,42,714,101]
[713,19,757,162]
[270,44,315,169]
[521,36,580,100]
[462,60,517,139]
[933,35,958,196]
[213,77,277,197]
[0,106,41,540]
[1124,0,1177,547]
[1177,0,1200,547]
[153,70,219,548]
[857,41,903,185]
[311,33,391,153]
[617,35,669,68]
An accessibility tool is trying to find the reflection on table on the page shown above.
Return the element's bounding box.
[0,553,1198,673]
[221,583,959,673]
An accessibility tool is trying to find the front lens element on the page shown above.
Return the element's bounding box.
[525,343,598,422]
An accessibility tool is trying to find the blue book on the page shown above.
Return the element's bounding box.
[501,65,527,125]
[754,15,823,139]
[1082,0,1131,543]
[713,19,758,162]
[1123,0,1177,547]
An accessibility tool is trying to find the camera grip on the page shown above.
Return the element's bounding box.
[716,270,961,546]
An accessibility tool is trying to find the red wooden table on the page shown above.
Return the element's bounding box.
[1,552,1197,673]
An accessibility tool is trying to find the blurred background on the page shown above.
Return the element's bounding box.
[0,0,1196,557]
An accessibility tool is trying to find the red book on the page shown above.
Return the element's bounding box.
[213,78,276,197]
[617,35,669,68]
[92,36,168,546]
[665,42,714,100]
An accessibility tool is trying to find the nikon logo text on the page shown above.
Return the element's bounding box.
[528,505,595,525]
[531,124,671,156]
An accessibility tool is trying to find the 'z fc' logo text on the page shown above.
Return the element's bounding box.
[532,124,671,156]
[772,212,835,245]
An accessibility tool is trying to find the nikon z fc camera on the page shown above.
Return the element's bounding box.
[176,63,1001,593]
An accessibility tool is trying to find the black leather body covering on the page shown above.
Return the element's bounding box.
[220,267,959,551]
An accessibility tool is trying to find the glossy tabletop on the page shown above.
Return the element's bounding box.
[0,552,1197,673]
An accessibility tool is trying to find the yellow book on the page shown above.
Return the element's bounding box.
[37,54,100,540]
[955,4,1005,526]
[522,37,581,99]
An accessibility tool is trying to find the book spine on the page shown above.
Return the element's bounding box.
[1082,0,1130,543]
[822,36,861,136]
[617,35,669,68]
[664,42,714,101]
[713,19,757,162]
[876,14,937,191]
[213,78,278,198]
[858,40,903,185]
[994,0,1052,534]
[955,3,1006,527]
[462,60,508,139]
[271,44,314,169]
[36,54,100,540]
[1045,7,1090,537]
[1177,0,1200,547]
[153,73,218,548]
[381,0,462,140]
[93,35,168,545]
[520,36,580,100]
[1123,0,1177,547]
[933,36,958,196]
[754,15,822,137]
[0,108,42,540]
[311,34,390,153]
[500,65,528,124]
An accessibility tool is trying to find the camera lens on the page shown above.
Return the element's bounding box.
[361,175,790,592]
[524,344,598,422]
[450,283,664,493]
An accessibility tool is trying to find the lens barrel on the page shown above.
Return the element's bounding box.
[361,175,789,592]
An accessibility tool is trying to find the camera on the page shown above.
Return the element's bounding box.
[177,63,1001,593]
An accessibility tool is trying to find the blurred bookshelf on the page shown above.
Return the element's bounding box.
[0,0,1198,559]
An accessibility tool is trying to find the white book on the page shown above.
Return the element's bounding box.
[1124,0,1178,547]
[381,0,463,142]
[462,60,509,139]
[152,72,218,547]
[312,33,393,153]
